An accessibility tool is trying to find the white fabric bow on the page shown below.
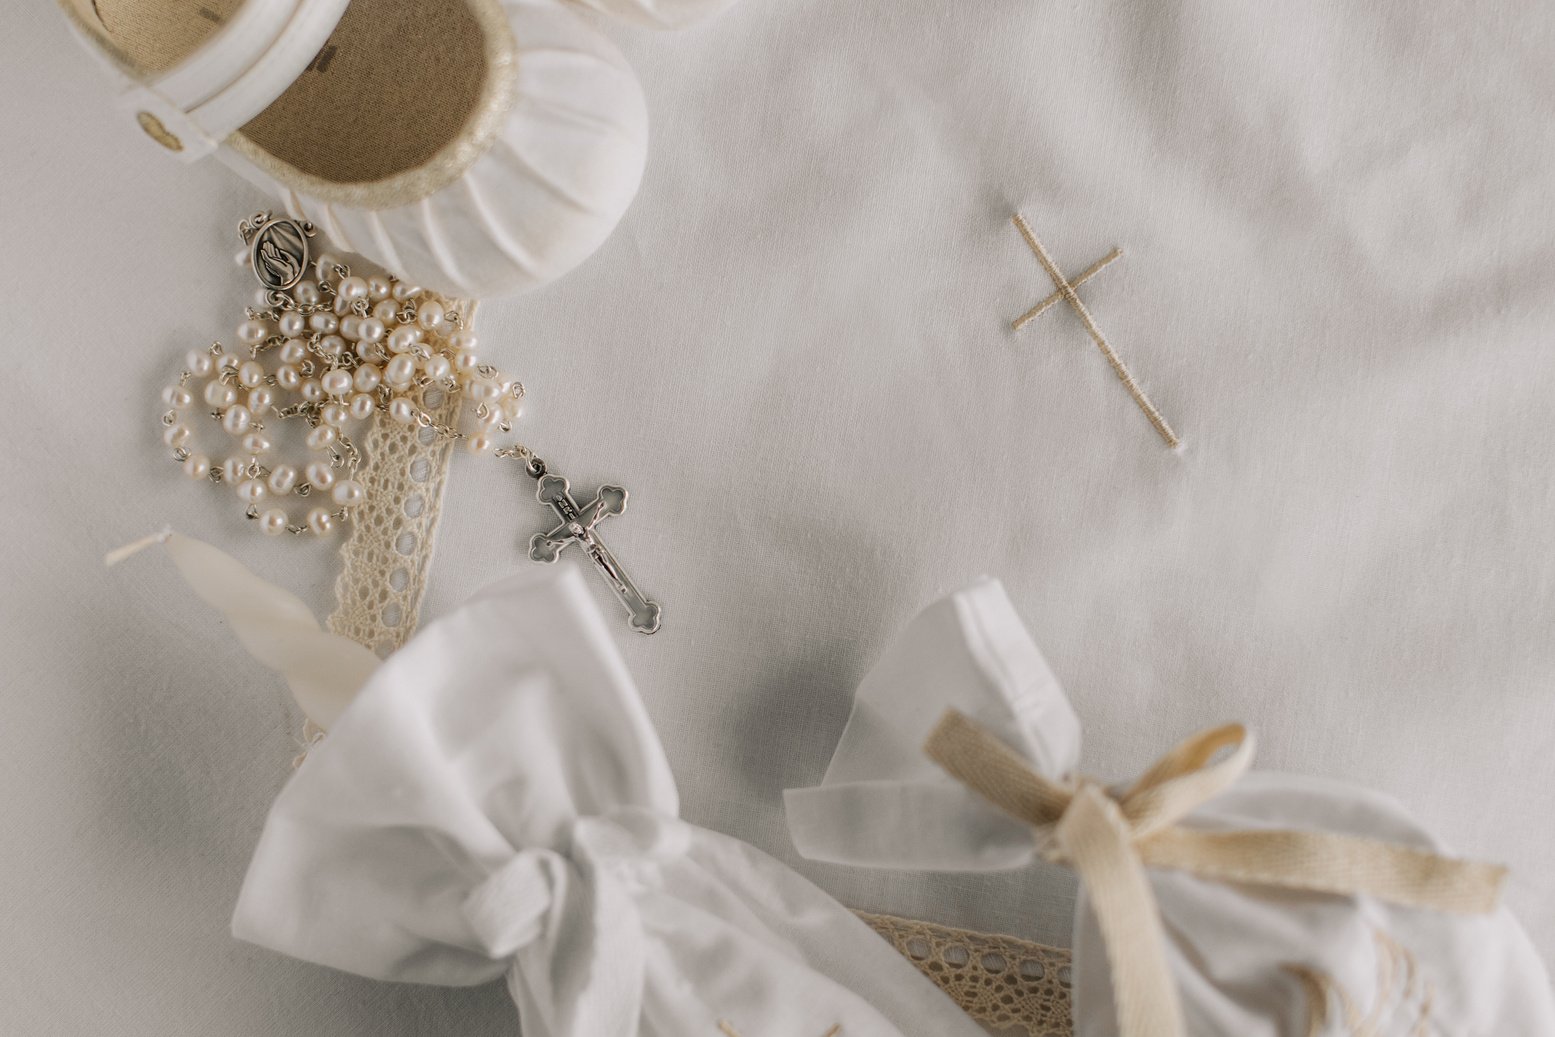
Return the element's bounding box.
[785,578,1555,1037]
[123,534,989,1037]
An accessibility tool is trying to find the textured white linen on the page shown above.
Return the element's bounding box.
[787,579,1555,1035]
[4,0,1555,1033]
[231,561,985,1037]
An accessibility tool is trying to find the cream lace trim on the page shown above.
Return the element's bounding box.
[326,298,472,654]
[859,912,1073,1036]
[325,379,458,652]
[315,302,1073,1035]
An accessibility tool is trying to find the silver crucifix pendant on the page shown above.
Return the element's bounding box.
[523,458,662,634]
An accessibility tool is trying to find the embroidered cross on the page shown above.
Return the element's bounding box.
[1284,928,1435,1036]
[1010,213,1180,448]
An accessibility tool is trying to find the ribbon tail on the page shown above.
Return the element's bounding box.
[1138,827,1507,915]
[1060,785,1186,1037]
[106,529,381,730]
[924,710,1072,826]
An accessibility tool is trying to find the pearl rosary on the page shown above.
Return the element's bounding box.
[158,213,529,536]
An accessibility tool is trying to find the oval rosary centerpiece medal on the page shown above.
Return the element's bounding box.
[156,212,528,543]
[248,217,311,291]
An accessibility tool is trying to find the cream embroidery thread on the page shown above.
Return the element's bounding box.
[1014,245,1123,330]
[1285,928,1437,1037]
[1010,213,1181,448]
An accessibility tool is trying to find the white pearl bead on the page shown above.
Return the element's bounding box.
[253,288,273,309]
[276,365,301,391]
[222,404,252,435]
[305,462,335,489]
[185,350,214,377]
[453,351,480,374]
[333,294,351,317]
[247,386,274,413]
[353,364,382,392]
[368,276,392,300]
[331,479,366,507]
[267,464,298,495]
[373,299,399,322]
[279,338,306,364]
[339,315,361,341]
[293,280,321,305]
[260,508,289,536]
[308,313,339,334]
[384,355,416,387]
[465,433,494,455]
[504,396,526,422]
[162,385,192,409]
[387,326,420,354]
[241,432,272,455]
[348,393,376,420]
[162,423,191,447]
[422,355,452,381]
[237,361,265,389]
[466,380,498,402]
[223,457,249,483]
[204,380,237,407]
[237,478,268,504]
[315,254,341,282]
[392,281,421,301]
[237,320,269,345]
[320,370,353,397]
[388,397,417,424]
[277,311,306,338]
[449,331,477,353]
[321,403,349,427]
[300,380,324,403]
[338,276,368,302]
[357,317,385,343]
[307,508,335,535]
[306,424,337,450]
[182,453,210,479]
[319,334,346,357]
[416,300,445,330]
[234,248,251,268]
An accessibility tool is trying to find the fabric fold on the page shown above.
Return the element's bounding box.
[106,530,378,728]
[785,579,1555,1037]
[133,534,990,1037]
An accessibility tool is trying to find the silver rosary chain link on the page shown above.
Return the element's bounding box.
[164,214,532,539]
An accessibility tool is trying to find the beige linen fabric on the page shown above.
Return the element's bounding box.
[2,0,1553,1033]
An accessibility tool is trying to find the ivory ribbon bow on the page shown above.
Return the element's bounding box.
[923,710,1507,1037]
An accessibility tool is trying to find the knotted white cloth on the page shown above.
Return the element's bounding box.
[784,578,1555,1036]
[222,556,987,1037]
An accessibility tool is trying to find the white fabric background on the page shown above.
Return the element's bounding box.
[3,1,1552,1033]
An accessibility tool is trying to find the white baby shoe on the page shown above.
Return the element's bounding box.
[59,0,728,297]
